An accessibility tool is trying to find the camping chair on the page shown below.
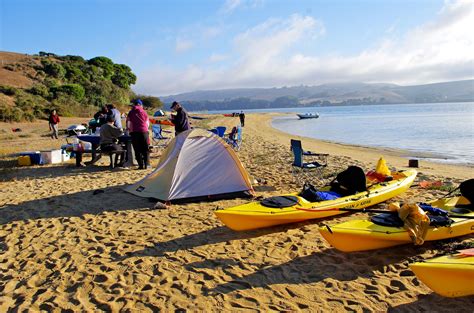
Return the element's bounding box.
[151,124,171,148]
[215,126,226,138]
[290,139,328,183]
[226,126,243,151]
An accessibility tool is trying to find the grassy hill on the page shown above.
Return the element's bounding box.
[161,80,474,111]
[0,51,161,122]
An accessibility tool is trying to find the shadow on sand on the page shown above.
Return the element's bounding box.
[195,243,433,295]
[388,292,474,312]
[0,162,113,182]
[114,221,318,260]
[0,183,153,225]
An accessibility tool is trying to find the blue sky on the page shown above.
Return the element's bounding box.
[1,0,473,96]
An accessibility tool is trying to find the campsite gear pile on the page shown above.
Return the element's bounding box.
[17,149,70,166]
[390,202,431,245]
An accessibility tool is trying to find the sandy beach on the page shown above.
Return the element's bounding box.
[0,113,473,311]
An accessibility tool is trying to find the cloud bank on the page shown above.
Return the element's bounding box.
[136,0,474,96]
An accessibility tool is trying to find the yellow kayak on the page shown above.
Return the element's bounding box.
[410,254,474,297]
[214,170,417,231]
[319,197,474,252]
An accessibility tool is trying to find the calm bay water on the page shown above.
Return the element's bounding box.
[272,102,474,165]
[206,102,474,165]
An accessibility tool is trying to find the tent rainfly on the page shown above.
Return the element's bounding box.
[125,128,254,202]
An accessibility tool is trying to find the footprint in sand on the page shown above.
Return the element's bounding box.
[387,279,409,293]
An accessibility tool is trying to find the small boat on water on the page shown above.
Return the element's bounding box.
[297,113,319,119]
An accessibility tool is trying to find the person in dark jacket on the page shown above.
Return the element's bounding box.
[100,115,125,167]
[87,106,109,133]
[170,101,190,135]
[239,110,245,127]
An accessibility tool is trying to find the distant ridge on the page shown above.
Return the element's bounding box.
[161,80,474,111]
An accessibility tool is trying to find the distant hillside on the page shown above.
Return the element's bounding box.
[162,80,474,111]
[0,51,161,122]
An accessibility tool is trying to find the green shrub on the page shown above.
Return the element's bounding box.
[41,60,66,79]
[64,64,87,84]
[50,94,81,117]
[2,52,142,121]
[29,84,50,98]
[59,55,85,62]
[0,105,24,122]
[112,64,137,88]
[39,51,58,57]
[138,95,163,109]
[4,64,15,71]
[50,84,85,101]
[43,77,60,88]
[88,56,114,79]
[0,85,17,96]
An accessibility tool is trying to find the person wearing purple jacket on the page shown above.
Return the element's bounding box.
[126,99,150,169]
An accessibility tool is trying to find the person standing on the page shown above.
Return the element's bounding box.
[126,99,150,169]
[239,110,245,127]
[49,109,60,139]
[106,103,123,130]
[170,101,190,136]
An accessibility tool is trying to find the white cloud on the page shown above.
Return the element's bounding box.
[208,53,229,63]
[220,0,242,14]
[202,26,222,39]
[136,0,474,96]
[175,38,193,53]
[219,0,264,14]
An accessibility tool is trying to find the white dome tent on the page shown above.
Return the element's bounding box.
[125,129,254,202]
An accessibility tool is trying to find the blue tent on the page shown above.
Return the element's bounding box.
[153,110,165,117]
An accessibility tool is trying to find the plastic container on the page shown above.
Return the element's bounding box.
[82,142,92,151]
[19,152,43,165]
[18,155,31,166]
[41,150,62,164]
[61,150,71,162]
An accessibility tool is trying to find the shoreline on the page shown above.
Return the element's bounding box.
[246,112,473,180]
[271,113,473,167]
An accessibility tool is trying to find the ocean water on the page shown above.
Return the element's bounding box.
[204,102,474,165]
[270,102,474,165]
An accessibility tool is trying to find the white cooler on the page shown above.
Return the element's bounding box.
[61,150,71,162]
[41,149,63,164]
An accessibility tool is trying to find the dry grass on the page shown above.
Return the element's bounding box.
[0,117,86,157]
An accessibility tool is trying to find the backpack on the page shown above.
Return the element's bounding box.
[330,166,367,196]
[460,179,474,204]
[299,182,341,202]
